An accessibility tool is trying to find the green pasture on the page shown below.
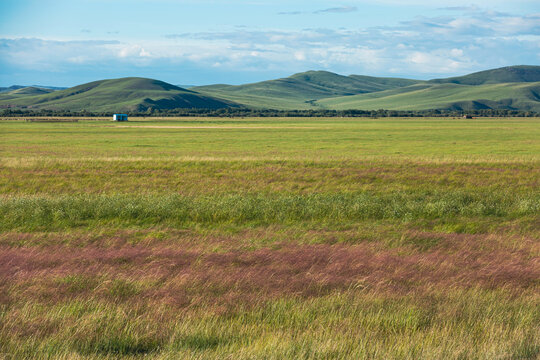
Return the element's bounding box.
[1,117,539,160]
[318,82,540,111]
[0,117,538,359]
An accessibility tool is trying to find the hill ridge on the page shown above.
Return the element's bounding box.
[1,65,539,112]
[0,77,236,111]
[429,65,540,85]
[193,70,423,109]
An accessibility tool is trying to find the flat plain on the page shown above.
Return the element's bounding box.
[0,117,539,359]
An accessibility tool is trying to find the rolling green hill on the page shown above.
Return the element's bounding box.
[0,85,66,93]
[0,78,236,112]
[429,65,540,85]
[0,85,25,93]
[2,66,540,112]
[193,71,423,109]
[317,81,540,111]
[0,87,56,101]
[194,66,540,111]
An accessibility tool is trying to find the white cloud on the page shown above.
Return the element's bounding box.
[1,9,538,80]
[115,44,152,58]
[294,51,306,61]
[313,6,358,14]
[0,38,120,70]
[450,48,463,57]
[406,49,471,73]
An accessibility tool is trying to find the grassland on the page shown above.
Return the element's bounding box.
[0,78,234,112]
[317,82,540,111]
[193,71,422,110]
[4,66,539,112]
[428,65,540,85]
[195,66,540,111]
[0,117,539,359]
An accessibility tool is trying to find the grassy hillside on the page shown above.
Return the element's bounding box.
[0,85,66,93]
[194,71,423,109]
[430,65,540,85]
[191,66,540,111]
[0,78,236,111]
[0,86,56,101]
[3,66,540,112]
[318,81,540,111]
[0,85,25,93]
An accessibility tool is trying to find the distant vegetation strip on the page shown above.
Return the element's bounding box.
[1,108,538,117]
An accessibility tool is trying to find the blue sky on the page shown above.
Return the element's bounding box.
[1,0,539,86]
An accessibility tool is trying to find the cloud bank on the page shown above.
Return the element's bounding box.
[1,9,539,85]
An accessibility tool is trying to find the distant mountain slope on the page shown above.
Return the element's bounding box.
[430,65,540,85]
[317,82,540,111]
[11,87,56,95]
[0,85,65,93]
[35,85,68,91]
[0,77,237,111]
[0,85,26,93]
[193,71,423,109]
[0,87,56,100]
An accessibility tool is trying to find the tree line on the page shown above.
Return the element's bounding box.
[1,108,538,117]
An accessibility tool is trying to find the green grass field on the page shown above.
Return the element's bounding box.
[1,117,539,359]
[317,82,540,111]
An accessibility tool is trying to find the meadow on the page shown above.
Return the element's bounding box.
[0,117,539,359]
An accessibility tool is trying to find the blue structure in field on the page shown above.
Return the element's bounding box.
[113,114,128,121]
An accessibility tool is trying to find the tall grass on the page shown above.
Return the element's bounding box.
[2,118,539,359]
[1,191,538,231]
[1,288,538,359]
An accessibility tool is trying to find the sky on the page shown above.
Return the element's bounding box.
[0,0,539,87]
